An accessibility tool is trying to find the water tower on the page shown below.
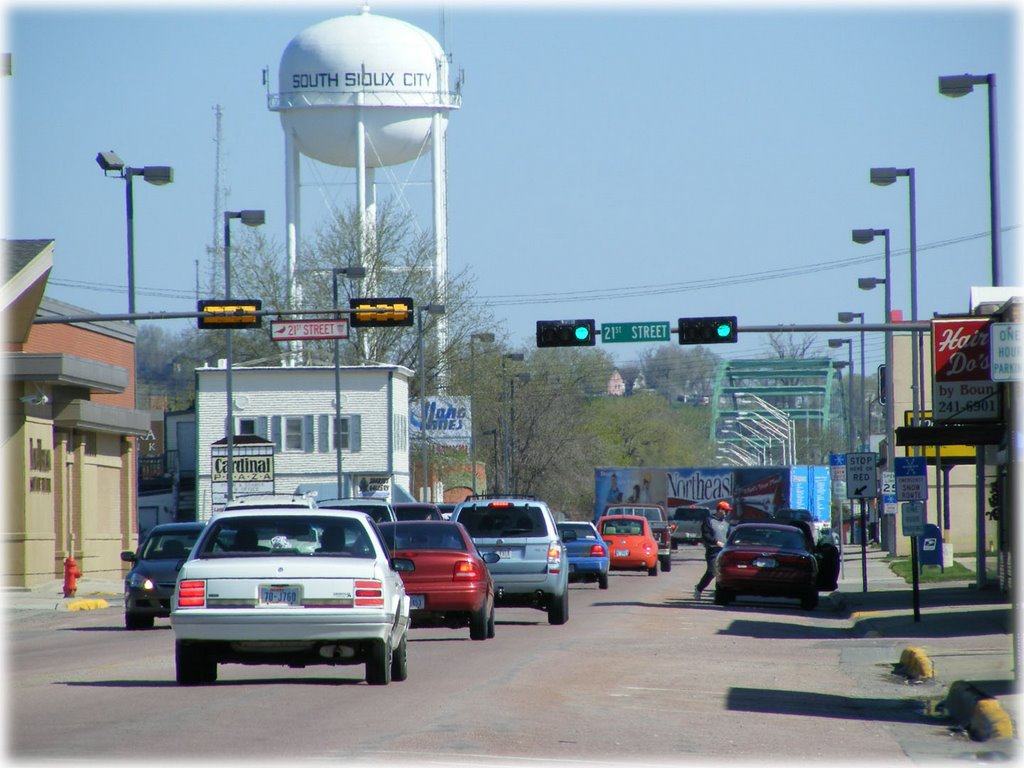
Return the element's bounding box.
[268,6,461,360]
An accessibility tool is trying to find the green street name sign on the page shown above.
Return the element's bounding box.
[600,321,671,343]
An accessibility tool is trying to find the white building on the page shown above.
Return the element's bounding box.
[194,363,413,519]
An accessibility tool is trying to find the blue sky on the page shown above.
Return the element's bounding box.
[4,1,1019,377]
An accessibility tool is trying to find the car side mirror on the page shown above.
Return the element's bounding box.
[120,551,137,563]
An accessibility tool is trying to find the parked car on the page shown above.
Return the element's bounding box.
[378,520,498,640]
[670,506,710,548]
[601,503,673,571]
[451,496,569,625]
[392,502,444,521]
[121,522,206,630]
[435,503,457,520]
[556,521,610,590]
[713,522,824,610]
[170,507,413,685]
[597,515,659,576]
[318,497,397,524]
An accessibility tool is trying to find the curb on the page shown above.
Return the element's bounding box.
[65,598,110,611]
[945,680,1016,741]
[898,646,934,680]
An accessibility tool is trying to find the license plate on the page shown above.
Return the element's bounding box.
[410,594,426,610]
[753,557,778,569]
[495,549,514,559]
[258,585,301,607]
[615,549,629,557]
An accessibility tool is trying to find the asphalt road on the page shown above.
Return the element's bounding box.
[7,546,980,765]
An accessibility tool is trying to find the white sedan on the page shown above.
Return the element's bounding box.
[170,508,412,686]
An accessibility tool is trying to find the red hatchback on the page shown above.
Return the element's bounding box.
[378,521,499,640]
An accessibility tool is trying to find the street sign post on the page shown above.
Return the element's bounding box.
[829,453,847,482]
[990,321,1023,382]
[881,470,897,515]
[600,321,671,344]
[845,452,878,499]
[895,456,928,501]
[901,501,926,537]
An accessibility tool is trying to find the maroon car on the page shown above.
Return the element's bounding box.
[378,521,499,640]
[713,522,823,610]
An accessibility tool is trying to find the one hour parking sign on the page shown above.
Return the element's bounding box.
[846,452,878,499]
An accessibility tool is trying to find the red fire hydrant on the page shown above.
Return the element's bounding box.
[63,556,81,598]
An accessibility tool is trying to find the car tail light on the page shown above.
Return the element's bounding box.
[177,580,206,608]
[488,501,512,508]
[589,544,605,557]
[547,543,562,573]
[453,560,482,580]
[355,579,384,607]
[643,544,653,555]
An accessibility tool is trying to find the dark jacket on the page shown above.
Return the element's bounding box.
[701,513,731,552]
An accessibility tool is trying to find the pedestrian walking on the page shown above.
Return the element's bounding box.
[693,500,732,600]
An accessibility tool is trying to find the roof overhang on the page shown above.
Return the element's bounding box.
[4,352,128,393]
[53,399,152,437]
[896,424,1004,447]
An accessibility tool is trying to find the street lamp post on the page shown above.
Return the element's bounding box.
[855,227,893,553]
[939,73,1002,286]
[829,339,855,455]
[469,332,495,495]
[500,353,524,494]
[331,265,367,498]
[871,167,924,455]
[508,372,530,494]
[223,210,265,502]
[417,304,446,502]
[97,151,174,321]
[838,311,866,449]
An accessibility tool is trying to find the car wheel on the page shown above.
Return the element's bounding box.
[469,604,489,641]
[647,561,658,577]
[800,590,819,611]
[660,555,672,573]
[486,604,496,638]
[713,588,734,606]
[547,589,569,625]
[124,612,154,630]
[390,634,408,682]
[175,641,216,686]
[366,639,392,685]
[598,572,609,590]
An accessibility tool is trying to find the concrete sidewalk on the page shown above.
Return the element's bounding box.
[3,577,125,612]
[834,543,1018,745]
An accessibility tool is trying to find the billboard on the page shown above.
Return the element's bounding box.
[932,317,1000,422]
[410,396,471,447]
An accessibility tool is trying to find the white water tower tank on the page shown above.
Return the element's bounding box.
[274,9,454,168]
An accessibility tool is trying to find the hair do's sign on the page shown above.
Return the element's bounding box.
[932,318,1000,422]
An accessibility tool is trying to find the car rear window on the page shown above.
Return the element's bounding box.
[140,531,200,560]
[457,504,547,538]
[729,527,807,550]
[600,519,644,536]
[197,515,375,558]
[557,523,599,541]
[378,522,467,552]
[673,508,709,522]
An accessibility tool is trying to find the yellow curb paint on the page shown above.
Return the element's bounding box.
[972,699,1015,740]
[899,646,934,679]
[66,599,109,611]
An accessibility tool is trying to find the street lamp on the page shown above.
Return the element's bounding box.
[469,332,495,494]
[223,210,265,502]
[96,150,174,321]
[838,311,866,450]
[829,339,855,455]
[939,73,1002,286]
[854,228,893,463]
[331,265,367,498]
[417,303,446,502]
[870,167,925,450]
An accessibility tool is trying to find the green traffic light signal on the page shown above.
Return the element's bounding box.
[575,325,591,342]
[536,319,597,347]
[678,316,737,344]
[715,321,732,339]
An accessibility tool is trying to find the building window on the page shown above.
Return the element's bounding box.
[330,415,361,453]
[284,416,304,451]
[238,418,257,436]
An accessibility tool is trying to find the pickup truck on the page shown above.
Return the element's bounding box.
[598,503,673,572]
[669,505,711,548]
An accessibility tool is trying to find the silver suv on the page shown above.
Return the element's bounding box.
[451,496,569,625]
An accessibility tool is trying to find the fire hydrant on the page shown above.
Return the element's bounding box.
[63,556,81,598]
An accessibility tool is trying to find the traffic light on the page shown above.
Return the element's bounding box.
[349,297,414,327]
[197,299,262,329]
[536,319,596,348]
[678,316,737,344]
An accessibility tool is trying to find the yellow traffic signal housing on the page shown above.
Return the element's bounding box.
[349,297,415,327]
[197,299,262,329]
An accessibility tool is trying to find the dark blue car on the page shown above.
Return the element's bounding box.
[557,521,610,590]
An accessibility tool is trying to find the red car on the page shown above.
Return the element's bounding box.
[713,522,821,610]
[597,515,659,576]
[378,521,498,640]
